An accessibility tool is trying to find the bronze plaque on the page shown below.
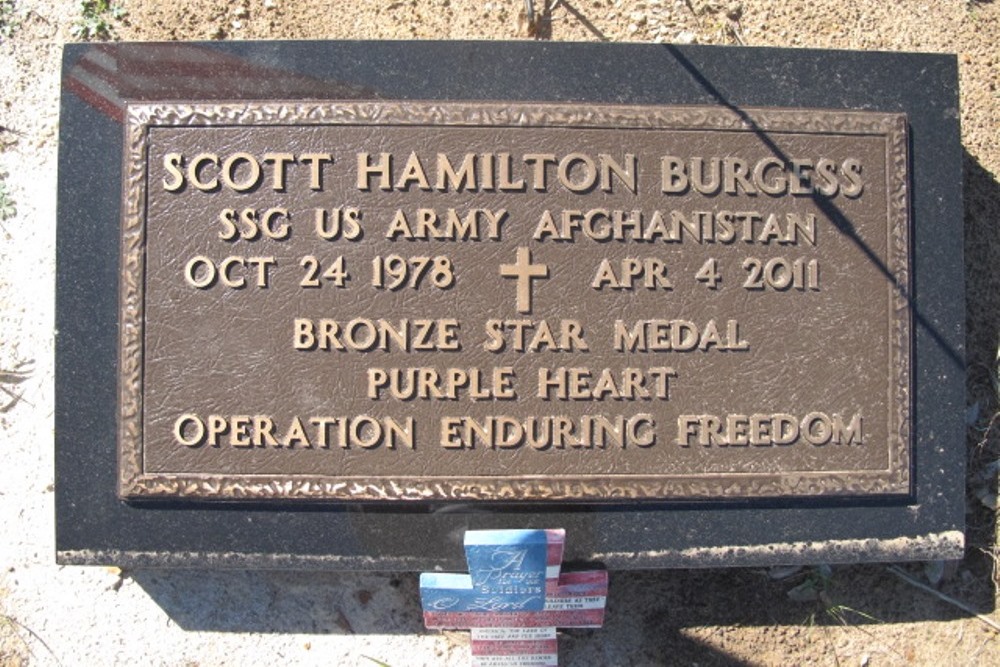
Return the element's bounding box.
[118,101,910,502]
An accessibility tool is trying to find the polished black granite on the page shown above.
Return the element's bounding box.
[56,41,963,569]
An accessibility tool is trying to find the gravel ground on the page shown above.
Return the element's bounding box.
[1,1,998,665]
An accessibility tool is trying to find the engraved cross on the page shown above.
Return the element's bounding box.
[500,246,549,314]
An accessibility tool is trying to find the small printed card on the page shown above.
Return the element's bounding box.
[420,529,608,666]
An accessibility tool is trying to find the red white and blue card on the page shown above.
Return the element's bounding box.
[421,529,608,666]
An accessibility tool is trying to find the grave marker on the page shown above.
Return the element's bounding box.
[55,41,964,569]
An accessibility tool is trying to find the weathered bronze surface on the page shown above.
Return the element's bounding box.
[119,101,910,501]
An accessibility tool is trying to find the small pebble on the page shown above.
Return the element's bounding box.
[676,30,697,44]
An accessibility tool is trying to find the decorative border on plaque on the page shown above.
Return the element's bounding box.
[118,101,911,501]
